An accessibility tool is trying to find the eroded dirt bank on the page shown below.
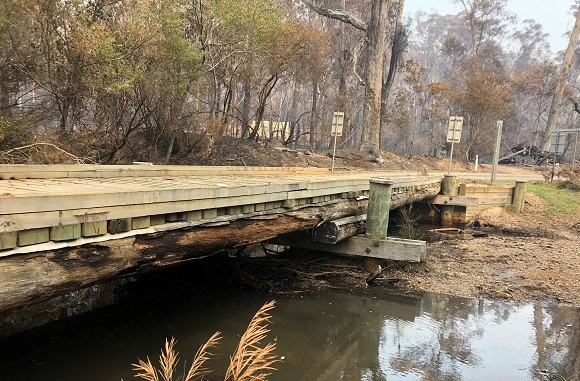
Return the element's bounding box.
[388,197,580,306]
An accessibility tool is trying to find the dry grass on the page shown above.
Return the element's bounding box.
[393,204,421,240]
[126,300,277,381]
[224,300,277,381]
[185,331,222,381]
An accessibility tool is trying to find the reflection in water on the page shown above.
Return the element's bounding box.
[0,268,578,381]
[273,293,579,381]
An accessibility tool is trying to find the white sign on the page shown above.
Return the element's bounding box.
[331,112,344,137]
[446,116,463,143]
[550,131,566,155]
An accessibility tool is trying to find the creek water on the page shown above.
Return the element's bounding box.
[0,263,578,381]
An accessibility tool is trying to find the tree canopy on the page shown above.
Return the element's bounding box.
[0,0,578,164]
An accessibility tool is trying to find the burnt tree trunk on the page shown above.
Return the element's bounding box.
[381,0,405,109]
[542,8,580,151]
[302,0,393,159]
[359,0,389,158]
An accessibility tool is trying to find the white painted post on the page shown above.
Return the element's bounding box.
[475,154,479,171]
[573,130,578,171]
[331,133,338,174]
[331,112,344,174]
[491,121,503,184]
[447,118,456,175]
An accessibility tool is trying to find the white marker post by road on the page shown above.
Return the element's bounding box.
[331,112,344,174]
[491,120,503,184]
[446,116,463,174]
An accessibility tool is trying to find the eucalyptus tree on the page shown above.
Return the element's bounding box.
[454,0,515,66]
[0,0,37,150]
[542,5,580,152]
[303,0,394,159]
[1,0,205,162]
[0,1,28,121]
[511,62,557,146]
[510,20,552,72]
[437,0,515,160]
[193,0,328,145]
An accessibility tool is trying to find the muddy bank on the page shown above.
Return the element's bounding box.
[393,198,580,307]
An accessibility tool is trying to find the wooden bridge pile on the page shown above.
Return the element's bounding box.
[424,180,526,224]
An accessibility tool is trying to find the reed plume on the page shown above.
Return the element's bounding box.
[127,300,277,381]
[224,300,277,381]
[184,331,222,381]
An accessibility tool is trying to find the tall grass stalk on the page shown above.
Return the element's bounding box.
[224,300,277,381]
[394,204,420,240]
[126,300,277,381]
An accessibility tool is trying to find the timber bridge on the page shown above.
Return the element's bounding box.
[0,164,533,335]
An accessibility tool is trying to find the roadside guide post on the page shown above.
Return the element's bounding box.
[446,116,463,174]
[331,112,344,174]
[572,130,578,171]
[549,130,566,182]
[491,120,503,184]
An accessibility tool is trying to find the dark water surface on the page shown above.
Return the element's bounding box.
[1,264,578,381]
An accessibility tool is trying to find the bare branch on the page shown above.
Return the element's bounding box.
[301,1,367,32]
[0,142,88,164]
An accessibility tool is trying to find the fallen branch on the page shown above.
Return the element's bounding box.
[0,142,88,164]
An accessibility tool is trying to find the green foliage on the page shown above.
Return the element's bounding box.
[0,118,30,150]
[209,0,286,51]
[124,0,204,99]
[0,118,12,143]
[528,183,580,216]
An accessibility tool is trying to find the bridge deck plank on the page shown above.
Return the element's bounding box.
[2,174,432,214]
[0,170,443,253]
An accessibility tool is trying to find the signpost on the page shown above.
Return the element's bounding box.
[548,128,580,172]
[549,130,566,182]
[331,112,344,173]
[549,130,566,155]
[491,120,503,183]
[446,116,463,174]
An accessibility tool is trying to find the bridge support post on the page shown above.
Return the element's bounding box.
[364,178,394,271]
[440,175,457,227]
[511,180,527,213]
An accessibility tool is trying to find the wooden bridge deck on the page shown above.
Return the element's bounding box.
[1,165,543,336]
[0,165,442,256]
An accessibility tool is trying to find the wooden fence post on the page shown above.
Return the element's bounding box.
[364,178,394,271]
[440,175,457,226]
[511,180,527,213]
